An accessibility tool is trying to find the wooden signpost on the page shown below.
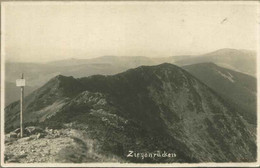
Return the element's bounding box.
[16,73,25,138]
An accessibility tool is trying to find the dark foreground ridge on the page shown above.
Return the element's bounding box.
[5,63,256,163]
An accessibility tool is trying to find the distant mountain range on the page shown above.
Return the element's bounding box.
[177,48,256,76]
[5,63,256,162]
[5,48,256,106]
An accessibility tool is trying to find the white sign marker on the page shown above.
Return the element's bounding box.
[16,79,26,87]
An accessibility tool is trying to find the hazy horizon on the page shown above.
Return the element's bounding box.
[2,1,259,63]
[3,47,257,64]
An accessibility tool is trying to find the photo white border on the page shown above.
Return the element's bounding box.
[1,1,260,167]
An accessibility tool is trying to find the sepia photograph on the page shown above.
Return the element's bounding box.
[1,1,259,167]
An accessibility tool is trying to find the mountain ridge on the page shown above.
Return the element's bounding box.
[5,48,256,106]
[5,63,256,162]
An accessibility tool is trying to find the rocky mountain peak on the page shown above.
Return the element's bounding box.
[5,63,256,162]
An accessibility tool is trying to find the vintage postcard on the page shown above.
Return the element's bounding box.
[1,1,259,167]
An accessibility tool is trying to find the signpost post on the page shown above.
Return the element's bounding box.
[16,73,25,138]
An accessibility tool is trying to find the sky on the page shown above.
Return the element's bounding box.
[2,1,259,63]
